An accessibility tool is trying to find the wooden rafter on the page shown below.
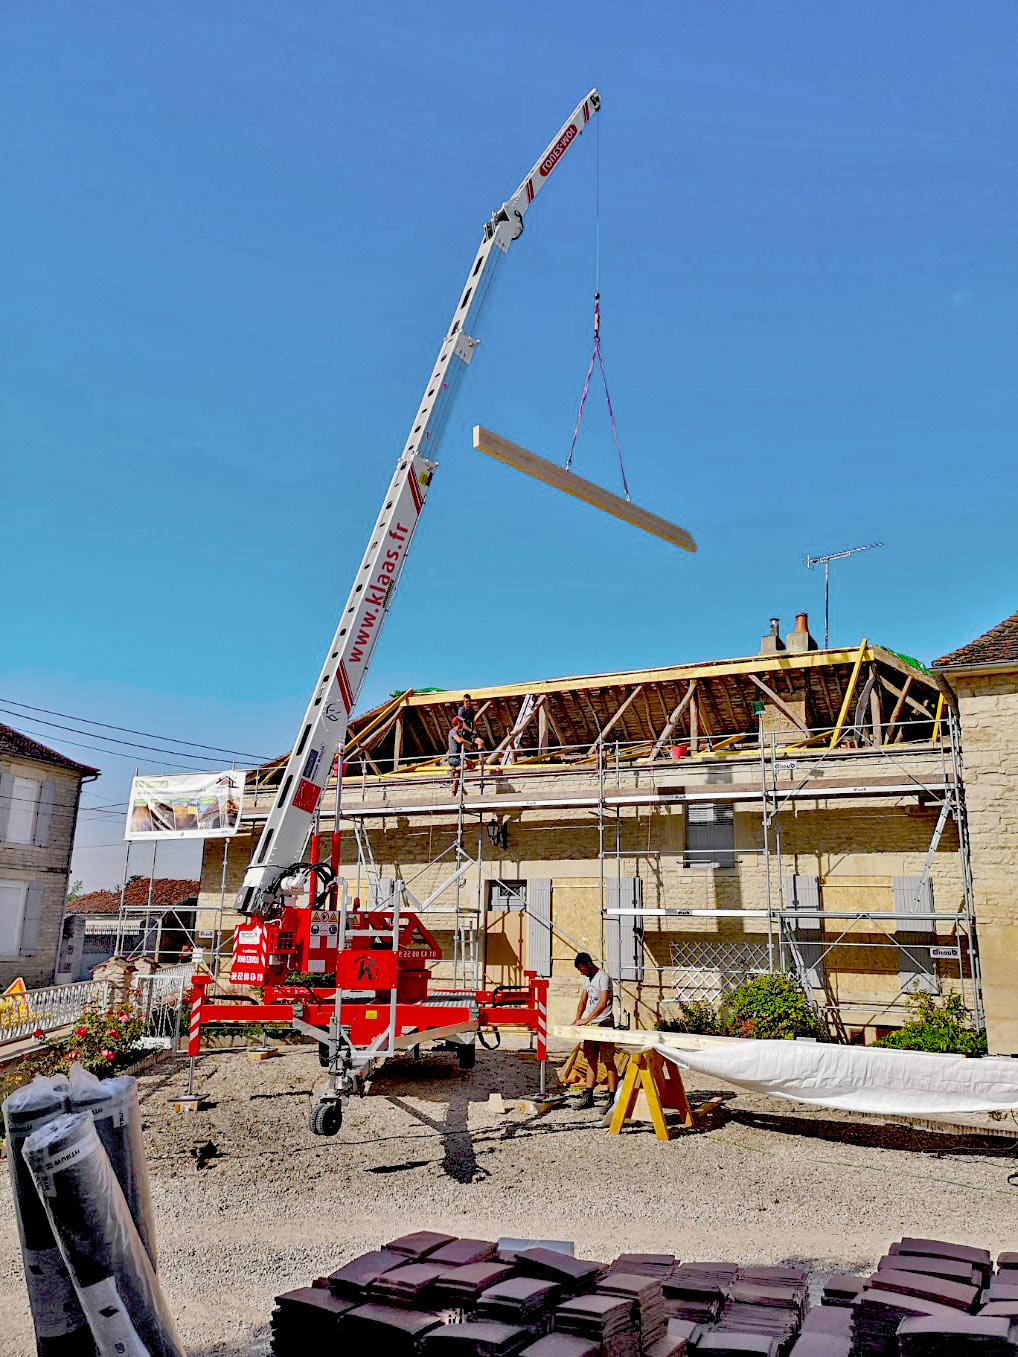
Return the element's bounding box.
[746,672,810,735]
[868,663,883,746]
[649,683,697,761]
[637,691,658,743]
[589,684,643,752]
[829,640,868,748]
[877,673,933,723]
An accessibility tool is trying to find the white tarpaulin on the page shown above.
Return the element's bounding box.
[554,1025,1018,1118]
[125,771,247,841]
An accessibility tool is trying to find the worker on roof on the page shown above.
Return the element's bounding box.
[572,951,618,1111]
[457,694,484,750]
[447,717,472,796]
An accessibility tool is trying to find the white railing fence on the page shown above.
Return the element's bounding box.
[0,979,114,1046]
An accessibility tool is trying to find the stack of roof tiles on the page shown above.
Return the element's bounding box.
[474,1278,562,1337]
[553,1292,642,1356]
[597,1270,667,1348]
[269,1230,1018,1357]
[269,1287,353,1354]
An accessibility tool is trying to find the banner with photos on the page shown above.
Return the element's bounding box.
[125,771,247,840]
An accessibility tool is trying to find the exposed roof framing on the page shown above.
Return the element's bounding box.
[250,644,942,788]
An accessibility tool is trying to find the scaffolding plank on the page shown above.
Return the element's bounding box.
[473,426,697,553]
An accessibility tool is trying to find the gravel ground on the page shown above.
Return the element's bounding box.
[2,1041,1017,1356]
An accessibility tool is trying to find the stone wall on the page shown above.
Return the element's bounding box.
[0,761,84,988]
[949,671,1018,1053]
[199,773,965,1035]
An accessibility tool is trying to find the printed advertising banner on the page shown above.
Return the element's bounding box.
[125,771,246,841]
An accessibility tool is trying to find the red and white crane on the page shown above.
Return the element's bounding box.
[234,87,600,923]
[186,91,600,1134]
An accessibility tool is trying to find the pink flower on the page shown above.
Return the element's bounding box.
[76,1026,88,1036]
[101,1049,115,1061]
[118,1014,130,1024]
[68,1049,79,1059]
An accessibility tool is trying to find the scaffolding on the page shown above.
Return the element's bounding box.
[599,710,984,1035]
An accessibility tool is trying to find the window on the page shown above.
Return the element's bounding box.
[488,880,527,910]
[685,802,735,869]
[0,879,27,955]
[6,778,40,844]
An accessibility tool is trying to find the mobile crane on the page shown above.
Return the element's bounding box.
[186,90,601,1133]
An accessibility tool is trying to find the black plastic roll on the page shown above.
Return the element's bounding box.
[2,1078,95,1356]
[67,1071,157,1268]
[23,1112,185,1357]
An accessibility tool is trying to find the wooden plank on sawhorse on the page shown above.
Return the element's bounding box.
[559,1041,629,1089]
[608,1049,694,1142]
[473,427,697,554]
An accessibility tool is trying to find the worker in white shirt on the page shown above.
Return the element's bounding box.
[572,951,618,1110]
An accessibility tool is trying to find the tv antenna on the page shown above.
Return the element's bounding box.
[805,542,883,648]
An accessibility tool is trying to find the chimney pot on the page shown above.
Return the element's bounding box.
[795,612,809,633]
[769,618,781,638]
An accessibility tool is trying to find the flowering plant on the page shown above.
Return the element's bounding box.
[52,1004,145,1075]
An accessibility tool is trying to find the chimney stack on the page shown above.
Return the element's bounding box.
[786,611,818,653]
[759,617,786,655]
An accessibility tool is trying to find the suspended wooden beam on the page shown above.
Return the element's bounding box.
[473,426,697,553]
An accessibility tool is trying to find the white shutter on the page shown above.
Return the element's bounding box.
[621,877,644,982]
[0,774,13,840]
[20,880,46,956]
[33,780,56,848]
[526,878,552,977]
[785,874,822,989]
[0,880,27,954]
[893,875,938,994]
[603,878,622,980]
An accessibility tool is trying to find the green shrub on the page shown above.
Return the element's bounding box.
[658,975,824,1041]
[873,992,987,1057]
[719,974,825,1040]
[659,1000,726,1036]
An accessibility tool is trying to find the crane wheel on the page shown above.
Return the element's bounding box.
[457,1042,476,1070]
[309,1098,343,1136]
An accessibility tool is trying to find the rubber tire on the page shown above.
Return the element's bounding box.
[309,1099,343,1137]
[317,1041,330,1068]
[457,1042,476,1071]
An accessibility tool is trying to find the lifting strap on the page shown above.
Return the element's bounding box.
[565,293,631,501]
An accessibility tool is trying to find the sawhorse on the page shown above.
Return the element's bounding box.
[607,1048,694,1142]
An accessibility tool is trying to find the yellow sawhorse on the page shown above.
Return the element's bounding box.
[607,1049,694,1142]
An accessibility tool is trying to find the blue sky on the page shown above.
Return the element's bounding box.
[2,3,1015,888]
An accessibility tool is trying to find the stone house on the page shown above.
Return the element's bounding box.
[0,724,98,988]
[199,619,973,1039]
[933,610,1018,1054]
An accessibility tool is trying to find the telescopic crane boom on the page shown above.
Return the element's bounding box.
[237,89,601,921]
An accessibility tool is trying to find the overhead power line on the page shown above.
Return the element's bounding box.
[0,696,270,762]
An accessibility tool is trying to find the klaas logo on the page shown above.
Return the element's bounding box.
[539,124,577,177]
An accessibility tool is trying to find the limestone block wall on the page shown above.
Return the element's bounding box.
[950,672,1018,1053]
[0,761,84,989]
[199,781,967,1035]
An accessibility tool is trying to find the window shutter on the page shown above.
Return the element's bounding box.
[526,878,552,977]
[621,877,644,981]
[603,878,622,980]
[20,881,46,956]
[33,780,56,848]
[893,875,938,994]
[0,773,13,840]
[785,874,823,989]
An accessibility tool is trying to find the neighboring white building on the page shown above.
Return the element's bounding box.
[0,724,98,988]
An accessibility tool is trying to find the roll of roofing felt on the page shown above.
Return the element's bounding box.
[66,1067,156,1268]
[22,1113,184,1357]
[2,1076,94,1357]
